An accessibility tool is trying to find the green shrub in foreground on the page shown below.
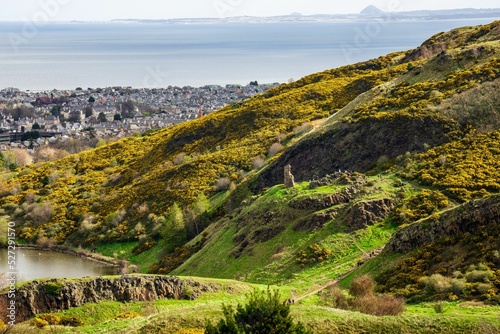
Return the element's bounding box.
[205,288,312,334]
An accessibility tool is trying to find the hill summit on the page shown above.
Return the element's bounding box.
[360,5,385,15]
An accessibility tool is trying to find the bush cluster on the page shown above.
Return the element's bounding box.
[417,264,498,302]
[32,313,84,328]
[321,275,406,316]
[399,130,500,202]
[296,244,331,267]
[377,212,500,304]
[390,189,449,225]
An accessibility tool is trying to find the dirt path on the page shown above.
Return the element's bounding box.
[293,245,385,303]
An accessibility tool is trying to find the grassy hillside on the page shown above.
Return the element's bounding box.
[170,174,401,287]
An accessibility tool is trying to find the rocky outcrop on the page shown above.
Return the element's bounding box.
[384,195,500,254]
[0,275,213,323]
[289,184,365,211]
[294,209,338,231]
[293,198,394,232]
[343,199,395,232]
[309,172,367,188]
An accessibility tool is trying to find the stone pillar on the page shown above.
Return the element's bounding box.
[284,164,295,188]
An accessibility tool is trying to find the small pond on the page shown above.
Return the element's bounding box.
[0,248,117,282]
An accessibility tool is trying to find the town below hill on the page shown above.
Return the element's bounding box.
[0,82,277,150]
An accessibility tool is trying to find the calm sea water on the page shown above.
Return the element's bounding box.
[0,19,498,90]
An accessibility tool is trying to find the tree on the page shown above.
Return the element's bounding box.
[50,105,61,118]
[0,218,8,246]
[119,100,136,118]
[8,106,34,121]
[21,130,40,141]
[98,112,107,123]
[84,106,94,118]
[88,96,96,103]
[113,113,122,121]
[192,193,209,217]
[68,113,81,123]
[186,193,210,237]
[7,149,33,166]
[32,122,41,130]
[162,203,186,250]
[206,288,311,334]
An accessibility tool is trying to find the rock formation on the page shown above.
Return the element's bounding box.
[384,195,500,254]
[343,199,395,232]
[0,275,214,323]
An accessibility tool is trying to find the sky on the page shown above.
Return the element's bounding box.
[1,0,500,21]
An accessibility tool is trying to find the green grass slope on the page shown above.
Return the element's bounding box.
[171,174,403,288]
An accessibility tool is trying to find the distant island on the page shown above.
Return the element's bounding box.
[110,6,500,24]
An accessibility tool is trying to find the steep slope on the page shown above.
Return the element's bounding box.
[1,21,500,334]
[254,29,500,190]
[376,194,500,303]
[169,172,401,286]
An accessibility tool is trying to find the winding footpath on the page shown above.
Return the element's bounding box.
[293,246,385,302]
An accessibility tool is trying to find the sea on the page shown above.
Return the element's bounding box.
[0,18,498,91]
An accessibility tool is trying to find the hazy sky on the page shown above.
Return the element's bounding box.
[1,0,500,21]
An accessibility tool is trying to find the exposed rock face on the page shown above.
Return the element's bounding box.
[284,164,295,188]
[288,184,364,211]
[309,172,367,189]
[294,209,338,231]
[253,115,451,192]
[0,275,212,323]
[293,198,394,232]
[384,195,500,254]
[343,199,395,232]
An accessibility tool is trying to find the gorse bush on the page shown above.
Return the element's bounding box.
[296,244,331,267]
[390,190,449,225]
[399,131,500,202]
[33,313,84,327]
[378,206,500,304]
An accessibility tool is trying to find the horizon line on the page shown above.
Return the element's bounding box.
[1,7,500,23]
